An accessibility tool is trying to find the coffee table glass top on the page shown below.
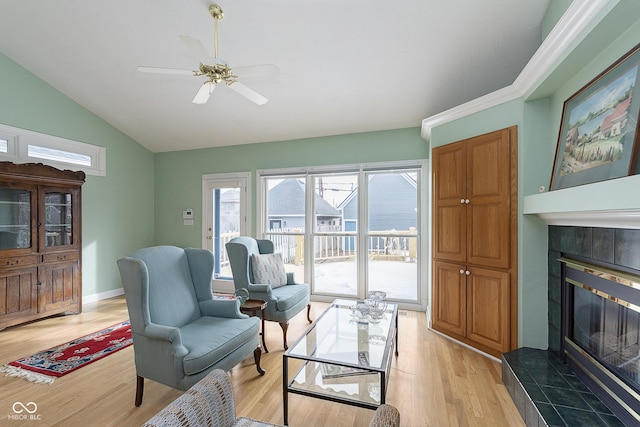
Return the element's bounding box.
[287,299,396,370]
[284,298,397,409]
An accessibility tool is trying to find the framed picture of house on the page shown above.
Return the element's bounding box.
[550,43,640,191]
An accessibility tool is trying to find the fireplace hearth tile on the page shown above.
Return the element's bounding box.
[599,413,628,427]
[540,386,592,410]
[522,381,548,403]
[530,369,572,388]
[536,402,564,426]
[503,348,623,427]
[554,406,610,427]
[579,391,614,415]
[562,375,591,393]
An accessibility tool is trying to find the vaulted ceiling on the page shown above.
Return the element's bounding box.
[0,1,550,152]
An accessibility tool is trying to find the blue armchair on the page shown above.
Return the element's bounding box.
[226,237,312,350]
[117,245,264,407]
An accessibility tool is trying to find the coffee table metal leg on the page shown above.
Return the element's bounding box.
[283,356,289,425]
[395,310,399,356]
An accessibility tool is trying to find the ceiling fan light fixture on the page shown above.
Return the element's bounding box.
[197,63,237,84]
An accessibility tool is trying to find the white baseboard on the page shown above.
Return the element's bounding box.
[83,288,125,305]
[428,327,501,363]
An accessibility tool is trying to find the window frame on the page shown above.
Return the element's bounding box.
[257,159,427,309]
[0,123,106,176]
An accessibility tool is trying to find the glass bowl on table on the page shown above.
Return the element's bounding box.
[364,298,387,323]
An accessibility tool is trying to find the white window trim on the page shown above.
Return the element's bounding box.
[0,123,106,176]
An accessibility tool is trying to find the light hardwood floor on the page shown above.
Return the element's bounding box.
[0,297,525,426]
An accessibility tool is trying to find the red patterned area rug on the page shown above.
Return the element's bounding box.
[0,320,132,384]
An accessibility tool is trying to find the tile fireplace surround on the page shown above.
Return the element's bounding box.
[502,226,640,427]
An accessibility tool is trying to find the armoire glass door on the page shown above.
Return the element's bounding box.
[43,189,75,249]
[0,187,32,250]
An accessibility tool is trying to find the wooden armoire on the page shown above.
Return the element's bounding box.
[431,126,517,358]
[0,162,85,330]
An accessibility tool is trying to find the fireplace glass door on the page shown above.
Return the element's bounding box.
[572,284,640,392]
[561,255,640,424]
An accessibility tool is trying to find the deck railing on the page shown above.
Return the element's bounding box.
[265,228,417,265]
[219,229,417,269]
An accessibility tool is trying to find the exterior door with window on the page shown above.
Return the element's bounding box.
[202,173,249,292]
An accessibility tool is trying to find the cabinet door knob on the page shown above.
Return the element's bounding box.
[459,269,465,274]
[465,270,471,275]
[460,199,465,204]
[465,199,470,204]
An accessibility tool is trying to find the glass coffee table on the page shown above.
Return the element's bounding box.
[282,298,398,425]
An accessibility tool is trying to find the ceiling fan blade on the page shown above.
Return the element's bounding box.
[227,82,268,105]
[192,82,215,104]
[137,66,194,76]
[179,35,212,65]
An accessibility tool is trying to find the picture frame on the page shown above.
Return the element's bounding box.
[550,43,640,191]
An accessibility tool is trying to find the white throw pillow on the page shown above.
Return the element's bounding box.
[251,252,287,288]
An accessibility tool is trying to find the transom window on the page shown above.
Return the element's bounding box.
[0,124,105,176]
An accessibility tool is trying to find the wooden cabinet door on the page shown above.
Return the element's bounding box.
[38,259,80,314]
[431,126,517,357]
[466,266,510,353]
[466,128,511,269]
[432,141,466,263]
[0,181,38,257]
[432,260,467,337]
[39,186,81,253]
[0,267,38,329]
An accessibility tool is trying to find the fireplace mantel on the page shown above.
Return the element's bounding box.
[532,209,640,229]
[523,175,640,229]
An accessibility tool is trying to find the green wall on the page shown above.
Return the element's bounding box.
[154,128,428,247]
[0,53,155,299]
[541,0,572,39]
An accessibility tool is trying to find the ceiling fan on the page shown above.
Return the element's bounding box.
[138,4,271,105]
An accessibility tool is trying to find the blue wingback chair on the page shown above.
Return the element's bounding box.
[226,237,311,350]
[117,245,264,407]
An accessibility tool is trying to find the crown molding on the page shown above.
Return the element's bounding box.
[421,0,612,141]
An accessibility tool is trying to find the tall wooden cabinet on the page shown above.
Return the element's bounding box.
[431,126,517,357]
[0,162,85,330]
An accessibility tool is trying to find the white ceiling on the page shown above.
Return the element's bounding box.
[0,0,550,152]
